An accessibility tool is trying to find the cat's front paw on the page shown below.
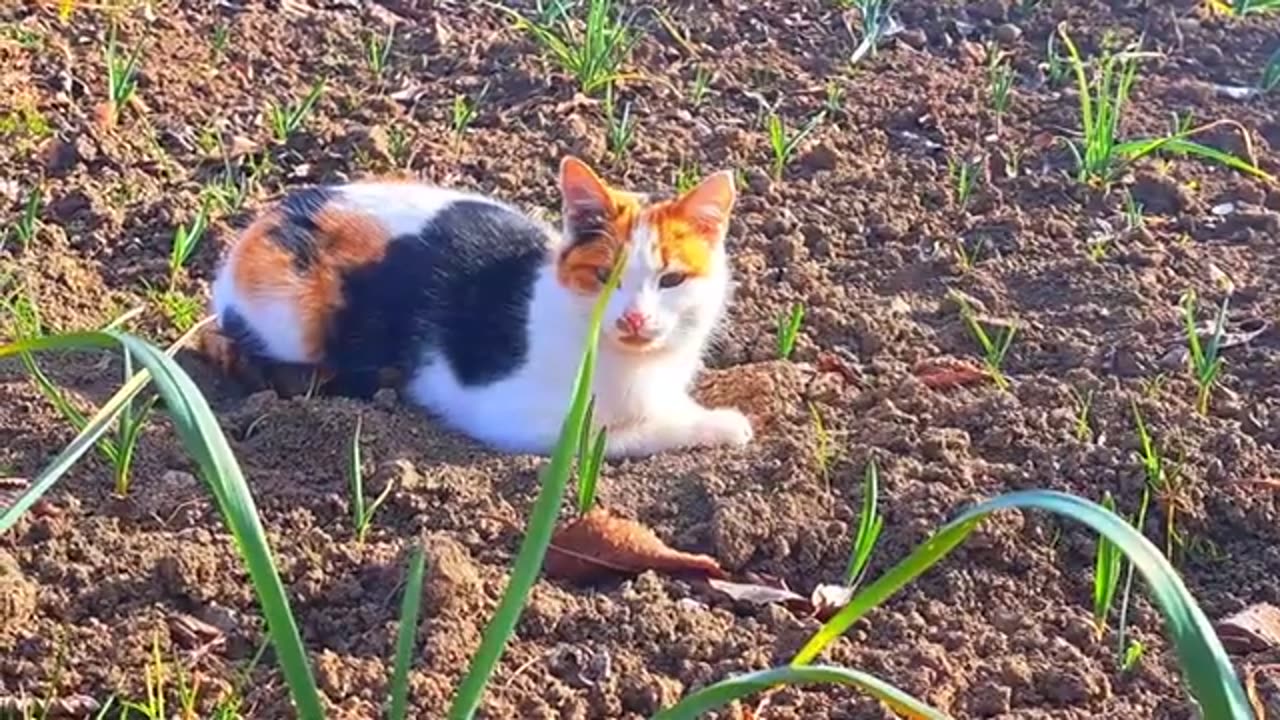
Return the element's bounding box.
[693,408,753,449]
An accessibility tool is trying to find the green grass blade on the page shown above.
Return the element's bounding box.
[844,459,883,587]
[791,489,1250,717]
[388,544,427,720]
[448,253,626,719]
[0,331,326,719]
[1115,137,1275,182]
[349,414,366,535]
[651,664,947,720]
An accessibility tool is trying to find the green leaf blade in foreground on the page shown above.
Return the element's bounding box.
[792,490,1251,719]
[0,331,326,720]
[651,665,948,720]
[448,254,626,720]
[388,544,427,720]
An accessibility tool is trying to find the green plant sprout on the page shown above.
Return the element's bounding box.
[766,109,824,180]
[948,154,980,210]
[956,297,1017,390]
[1092,491,1124,638]
[1223,0,1280,14]
[451,83,489,145]
[1133,401,1181,564]
[824,80,845,118]
[365,25,394,80]
[843,459,884,590]
[267,80,324,143]
[952,236,986,271]
[1057,25,1273,186]
[673,159,701,194]
[1069,387,1094,441]
[210,22,230,58]
[9,186,41,252]
[202,166,253,216]
[1044,33,1067,87]
[1181,289,1228,415]
[603,84,635,161]
[1122,189,1145,230]
[575,397,609,514]
[386,125,413,168]
[1122,638,1146,671]
[775,302,805,359]
[845,0,897,66]
[169,200,211,289]
[498,0,640,96]
[4,291,157,498]
[348,414,395,545]
[987,50,1014,131]
[1261,46,1280,93]
[689,65,713,107]
[104,25,143,126]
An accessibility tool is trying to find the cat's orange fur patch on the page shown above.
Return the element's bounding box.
[297,208,390,355]
[557,191,643,293]
[232,212,296,297]
[232,208,389,359]
[648,208,714,276]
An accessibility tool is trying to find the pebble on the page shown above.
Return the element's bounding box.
[801,143,838,173]
[898,27,928,49]
[993,23,1022,45]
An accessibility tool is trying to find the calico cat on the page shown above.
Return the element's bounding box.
[205,156,752,458]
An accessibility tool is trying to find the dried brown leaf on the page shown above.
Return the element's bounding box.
[1217,603,1280,654]
[706,577,807,608]
[546,507,726,583]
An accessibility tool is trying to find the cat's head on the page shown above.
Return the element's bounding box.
[555,156,736,355]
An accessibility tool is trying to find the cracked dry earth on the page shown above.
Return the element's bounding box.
[3,0,1280,718]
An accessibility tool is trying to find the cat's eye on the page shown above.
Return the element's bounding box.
[658,272,687,289]
[594,267,614,285]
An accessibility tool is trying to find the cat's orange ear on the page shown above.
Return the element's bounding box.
[671,170,736,240]
[559,156,614,224]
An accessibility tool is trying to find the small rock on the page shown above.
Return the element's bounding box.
[1035,667,1109,706]
[744,168,772,195]
[423,534,482,615]
[965,680,1012,717]
[993,23,1022,45]
[898,27,928,49]
[801,144,838,173]
[39,136,78,175]
[1130,172,1192,215]
[971,0,1011,21]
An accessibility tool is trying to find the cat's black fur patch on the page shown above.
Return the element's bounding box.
[268,186,334,272]
[325,200,547,395]
[220,307,270,359]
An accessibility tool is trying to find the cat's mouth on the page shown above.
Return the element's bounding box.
[612,333,661,352]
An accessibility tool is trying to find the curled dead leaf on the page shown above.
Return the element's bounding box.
[706,577,807,610]
[912,358,990,389]
[1217,603,1280,654]
[546,507,726,583]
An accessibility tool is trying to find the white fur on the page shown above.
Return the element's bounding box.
[214,175,751,459]
[211,245,312,362]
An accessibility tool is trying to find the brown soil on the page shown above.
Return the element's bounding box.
[3,0,1280,718]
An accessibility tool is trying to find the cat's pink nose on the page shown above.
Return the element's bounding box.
[616,310,647,334]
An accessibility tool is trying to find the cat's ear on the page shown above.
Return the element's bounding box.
[671,170,736,240]
[559,156,614,226]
